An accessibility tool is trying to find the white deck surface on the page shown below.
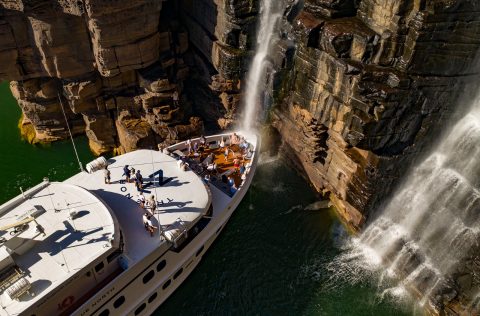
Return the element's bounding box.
[0,133,255,316]
[0,150,210,316]
[66,150,211,262]
[0,182,115,315]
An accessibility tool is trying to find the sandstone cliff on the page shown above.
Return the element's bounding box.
[2,0,480,312]
[271,0,480,232]
[268,0,480,312]
[0,0,202,154]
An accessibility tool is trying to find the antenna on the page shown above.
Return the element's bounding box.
[58,93,84,172]
[43,177,58,213]
[150,150,163,238]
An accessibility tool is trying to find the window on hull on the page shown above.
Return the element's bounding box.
[113,296,125,309]
[156,259,166,272]
[162,279,171,290]
[99,309,110,316]
[148,292,157,303]
[142,270,155,284]
[173,268,183,280]
[134,303,146,315]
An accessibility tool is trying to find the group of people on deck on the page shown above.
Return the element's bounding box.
[186,135,208,156]
[103,163,159,237]
[119,165,159,237]
[122,165,144,191]
[140,193,159,237]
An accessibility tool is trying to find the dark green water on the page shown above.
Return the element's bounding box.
[0,82,412,315]
[0,82,95,204]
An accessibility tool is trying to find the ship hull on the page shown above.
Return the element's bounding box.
[71,132,259,316]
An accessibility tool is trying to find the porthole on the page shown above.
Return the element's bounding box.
[134,303,146,315]
[143,270,155,284]
[99,309,110,316]
[173,268,183,280]
[95,261,104,272]
[148,292,157,303]
[162,279,171,290]
[113,296,125,309]
[156,259,166,272]
[196,245,204,257]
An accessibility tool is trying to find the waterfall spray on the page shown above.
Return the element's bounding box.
[329,97,480,311]
[242,0,285,131]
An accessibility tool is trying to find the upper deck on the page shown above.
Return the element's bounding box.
[66,150,211,262]
[0,181,117,315]
[0,132,256,316]
[0,150,211,315]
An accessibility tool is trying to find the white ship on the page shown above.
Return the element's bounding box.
[0,132,258,316]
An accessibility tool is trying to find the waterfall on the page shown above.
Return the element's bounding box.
[242,0,285,131]
[330,102,480,310]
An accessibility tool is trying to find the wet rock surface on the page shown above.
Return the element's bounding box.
[269,0,480,313]
[1,0,480,312]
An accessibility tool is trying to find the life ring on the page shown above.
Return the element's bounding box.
[58,295,75,310]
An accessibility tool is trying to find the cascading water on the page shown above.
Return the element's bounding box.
[242,0,286,131]
[328,100,480,311]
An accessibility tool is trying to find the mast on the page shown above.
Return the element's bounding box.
[150,150,163,238]
[58,93,84,172]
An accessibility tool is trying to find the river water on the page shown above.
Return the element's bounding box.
[0,82,412,315]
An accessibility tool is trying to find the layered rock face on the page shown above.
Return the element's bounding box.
[0,0,202,154]
[177,0,260,129]
[2,0,480,312]
[271,0,480,231]
[2,0,479,224]
[268,2,480,311]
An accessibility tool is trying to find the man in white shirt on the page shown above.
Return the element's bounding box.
[142,213,157,236]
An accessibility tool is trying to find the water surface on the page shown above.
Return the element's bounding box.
[0,82,412,315]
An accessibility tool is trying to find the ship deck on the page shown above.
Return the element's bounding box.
[179,144,251,195]
[66,150,212,262]
[0,182,116,315]
[0,132,257,316]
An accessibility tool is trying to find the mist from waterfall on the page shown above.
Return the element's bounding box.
[327,97,480,311]
[241,0,285,131]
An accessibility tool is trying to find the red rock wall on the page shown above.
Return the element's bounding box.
[2,0,480,231]
[271,0,480,230]
[0,0,202,154]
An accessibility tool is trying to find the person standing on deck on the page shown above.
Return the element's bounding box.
[135,169,143,191]
[123,165,131,183]
[233,157,240,173]
[130,167,136,178]
[230,132,240,145]
[147,195,157,214]
[143,213,157,236]
[224,146,229,161]
[200,135,206,147]
[104,166,111,184]
[239,162,246,175]
[138,192,146,208]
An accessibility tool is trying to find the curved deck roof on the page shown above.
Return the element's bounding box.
[0,182,116,315]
